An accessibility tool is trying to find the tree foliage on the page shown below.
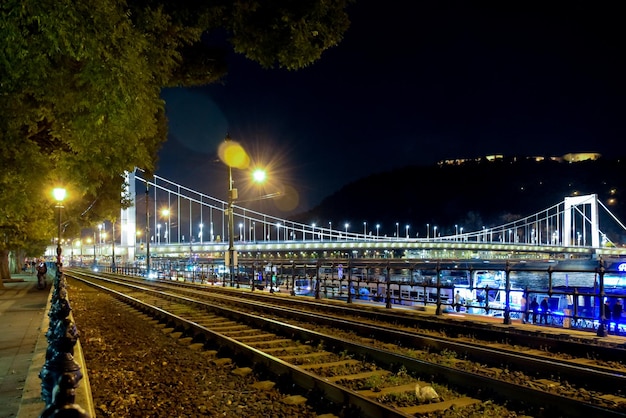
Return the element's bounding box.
[0,0,351,280]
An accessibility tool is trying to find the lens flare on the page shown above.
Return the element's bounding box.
[218,141,250,169]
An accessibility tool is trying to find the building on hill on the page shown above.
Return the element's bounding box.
[438,152,601,166]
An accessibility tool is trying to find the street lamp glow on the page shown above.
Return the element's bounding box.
[53,187,67,203]
[252,168,267,183]
[376,224,380,239]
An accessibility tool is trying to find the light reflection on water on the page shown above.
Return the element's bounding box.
[511,271,597,289]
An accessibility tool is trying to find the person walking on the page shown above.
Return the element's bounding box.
[612,299,623,335]
[530,297,539,324]
[454,290,462,312]
[520,293,527,323]
[540,297,550,324]
[603,300,612,331]
[36,259,47,290]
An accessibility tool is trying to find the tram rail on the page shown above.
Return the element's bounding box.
[67,269,626,417]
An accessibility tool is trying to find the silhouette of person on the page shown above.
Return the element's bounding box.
[613,299,623,335]
[540,297,549,324]
[530,297,539,324]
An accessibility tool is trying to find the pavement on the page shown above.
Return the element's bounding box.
[0,272,94,418]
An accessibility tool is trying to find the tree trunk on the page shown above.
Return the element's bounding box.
[0,249,9,288]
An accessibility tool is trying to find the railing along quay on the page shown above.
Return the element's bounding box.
[95,256,626,336]
[39,264,92,417]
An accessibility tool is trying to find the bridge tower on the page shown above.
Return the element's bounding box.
[563,194,600,247]
[120,169,137,261]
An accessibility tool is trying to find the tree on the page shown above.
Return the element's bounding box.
[0,0,351,284]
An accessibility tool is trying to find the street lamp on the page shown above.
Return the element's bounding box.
[376,224,380,239]
[363,221,367,238]
[344,223,349,238]
[328,221,332,241]
[52,187,66,268]
[199,223,203,243]
[405,224,409,239]
[433,226,438,240]
[395,222,399,239]
[239,223,243,241]
[311,223,316,241]
[426,223,429,240]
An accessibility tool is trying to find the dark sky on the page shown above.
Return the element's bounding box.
[157,1,624,214]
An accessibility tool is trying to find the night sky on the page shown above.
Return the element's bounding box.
[156,1,624,214]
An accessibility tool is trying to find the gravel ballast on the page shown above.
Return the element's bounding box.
[68,279,321,417]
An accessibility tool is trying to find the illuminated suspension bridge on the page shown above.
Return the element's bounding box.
[73,169,626,265]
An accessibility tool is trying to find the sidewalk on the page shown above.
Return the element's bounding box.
[0,273,49,418]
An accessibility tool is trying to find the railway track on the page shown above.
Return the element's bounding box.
[67,269,626,417]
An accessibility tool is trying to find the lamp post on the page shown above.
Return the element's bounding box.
[145,183,151,278]
[199,223,203,243]
[426,223,429,240]
[92,233,96,268]
[405,224,409,239]
[344,223,349,239]
[395,222,399,239]
[52,188,66,268]
[363,221,367,238]
[111,219,116,272]
[97,223,103,256]
[328,221,332,241]
[376,224,380,239]
[222,134,240,286]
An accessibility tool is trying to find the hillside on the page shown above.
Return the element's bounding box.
[295,157,626,241]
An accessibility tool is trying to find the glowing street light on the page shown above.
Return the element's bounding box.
[239,223,243,241]
[344,223,349,238]
[199,223,203,243]
[376,224,380,239]
[395,222,399,239]
[405,224,409,239]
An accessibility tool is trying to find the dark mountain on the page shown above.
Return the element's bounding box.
[294,156,626,242]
